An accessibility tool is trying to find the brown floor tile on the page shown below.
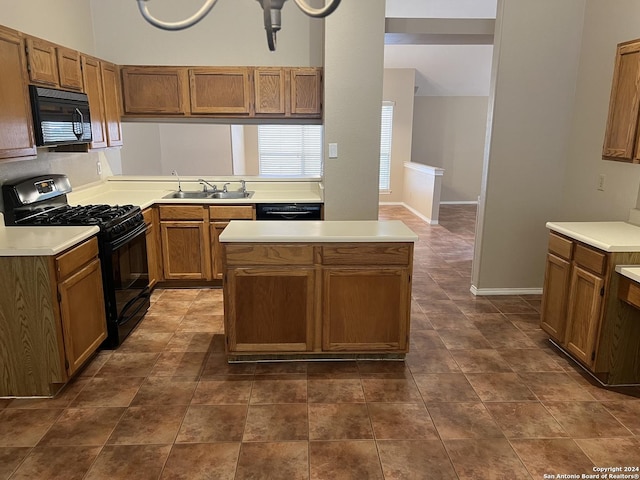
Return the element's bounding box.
[465,312,507,325]
[575,437,640,466]
[149,351,208,377]
[505,313,541,332]
[427,312,477,330]
[9,445,100,480]
[377,440,457,480]
[368,403,438,440]
[357,360,410,375]
[134,315,183,333]
[361,376,422,402]
[84,444,171,480]
[201,353,256,377]
[254,362,308,375]
[177,314,224,333]
[601,401,640,434]
[476,322,538,349]
[130,376,197,406]
[160,443,240,480]
[117,330,174,353]
[419,300,463,315]
[236,442,308,480]
[410,330,447,350]
[565,370,640,402]
[444,438,531,479]
[510,439,594,478]
[308,378,365,403]
[185,301,224,316]
[466,373,537,402]
[498,348,565,372]
[428,402,504,440]
[77,351,112,377]
[38,407,124,446]
[544,402,633,438]
[308,403,373,440]
[191,377,253,405]
[249,374,307,404]
[485,402,568,438]
[176,405,246,442]
[406,349,462,374]
[437,328,492,349]
[107,405,187,445]
[6,378,89,409]
[147,300,193,316]
[164,332,216,352]
[488,296,539,314]
[455,298,501,315]
[0,447,30,478]
[70,376,145,408]
[157,289,201,302]
[309,441,383,480]
[193,288,223,302]
[450,349,513,373]
[413,373,480,402]
[244,404,308,441]
[94,352,160,377]
[306,361,359,378]
[518,372,596,402]
[0,409,62,447]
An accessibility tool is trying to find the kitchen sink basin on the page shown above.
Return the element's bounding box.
[162,190,254,200]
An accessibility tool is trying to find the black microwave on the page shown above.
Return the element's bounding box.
[29,85,92,147]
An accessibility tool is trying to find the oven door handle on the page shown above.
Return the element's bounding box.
[118,286,151,326]
[107,222,147,252]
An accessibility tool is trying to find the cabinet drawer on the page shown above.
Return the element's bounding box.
[225,244,314,265]
[209,205,255,220]
[159,205,206,220]
[548,232,573,260]
[56,237,99,280]
[618,276,640,310]
[142,208,154,225]
[322,244,411,266]
[573,244,607,275]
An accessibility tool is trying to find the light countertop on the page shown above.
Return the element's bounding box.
[219,220,418,243]
[546,221,640,252]
[616,265,640,283]
[0,224,99,256]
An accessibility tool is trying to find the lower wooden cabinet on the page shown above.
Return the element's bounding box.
[210,205,255,280]
[0,236,107,396]
[143,207,162,287]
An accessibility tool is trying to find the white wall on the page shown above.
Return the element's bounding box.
[472,0,585,293]
[412,96,488,202]
[380,69,416,203]
[560,1,640,221]
[120,124,162,175]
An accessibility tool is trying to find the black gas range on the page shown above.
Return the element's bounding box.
[2,174,150,348]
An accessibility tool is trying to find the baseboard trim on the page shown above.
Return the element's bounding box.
[440,201,479,205]
[378,202,437,224]
[470,286,543,296]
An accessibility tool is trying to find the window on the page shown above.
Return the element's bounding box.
[379,101,394,192]
[257,125,323,176]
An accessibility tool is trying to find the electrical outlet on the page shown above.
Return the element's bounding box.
[597,174,606,191]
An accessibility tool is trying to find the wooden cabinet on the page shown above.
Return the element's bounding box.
[24,36,83,91]
[143,207,162,288]
[56,46,83,91]
[81,56,107,149]
[159,205,212,280]
[253,67,322,117]
[540,230,640,384]
[290,68,322,116]
[209,205,255,279]
[0,236,106,396]
[0,26,36,160]
[189,67,252,115]
[101,62,123,147]
[121,66,189,115]
[254,68,286,114]
[603,38,640,162]
[223,241,413,358]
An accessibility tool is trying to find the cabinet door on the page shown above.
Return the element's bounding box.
[540,253,571,342]
[189,67,251,114]
[160,221,212,280]
[144,208,162,288]
[25,36,59,87]
[101,62,123,146]
[290,67,322,116]
[58,258,107,376]
[564,265,604,367]
[121,67,189,115]
[81,56,107,149]
[0,27,36,160]
[56,46,83,91]
[211,221,228,280]
[254,67,285,114]
[322,267,410,352]
[603,39,640,162]
[225,267,315,352]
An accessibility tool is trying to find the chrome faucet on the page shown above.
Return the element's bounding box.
[222,182,231,193]
[171,170,182,192]
[198,179,218,193]
[240,180,246,193]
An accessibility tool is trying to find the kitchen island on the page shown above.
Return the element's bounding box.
[219,220,418,361]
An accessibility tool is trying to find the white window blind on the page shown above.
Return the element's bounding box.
[258,125,323,176]
[379,101,395,192]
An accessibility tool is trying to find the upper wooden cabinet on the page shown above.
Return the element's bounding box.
[121,66,189,115]
[190,67,252,115]
[101,61,124,147]
[290,67,322,116]
[82,55,107,149]
[0,26,36,160]
[603,38,640,162]
[25,36,83,92]
[254,67,286,114]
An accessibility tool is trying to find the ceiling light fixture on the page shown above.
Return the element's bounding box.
[136,0,341,51]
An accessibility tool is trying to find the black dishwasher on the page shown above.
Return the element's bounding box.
[256,203,323,220]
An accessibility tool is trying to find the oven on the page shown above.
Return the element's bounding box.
[2,174,150,348]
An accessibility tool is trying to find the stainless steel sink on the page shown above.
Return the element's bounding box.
[162,190,254,200]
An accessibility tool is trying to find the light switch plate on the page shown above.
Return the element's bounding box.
[328,143,338,158]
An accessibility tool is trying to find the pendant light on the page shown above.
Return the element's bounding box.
[136,0,341,51]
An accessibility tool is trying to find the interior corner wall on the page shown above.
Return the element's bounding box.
[120,124,162,175]
[323,0,386,220]
[560,1,640,221]
[472,0,586,292]
[411,96,488,203]
[380,68,416,204]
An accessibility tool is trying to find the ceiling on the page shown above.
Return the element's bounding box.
[384,0,497,96]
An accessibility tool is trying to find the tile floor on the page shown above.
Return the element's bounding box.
[1,204,640,479]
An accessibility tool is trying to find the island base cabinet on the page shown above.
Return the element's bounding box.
[225,268,315,352]
[323,268,410,352]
